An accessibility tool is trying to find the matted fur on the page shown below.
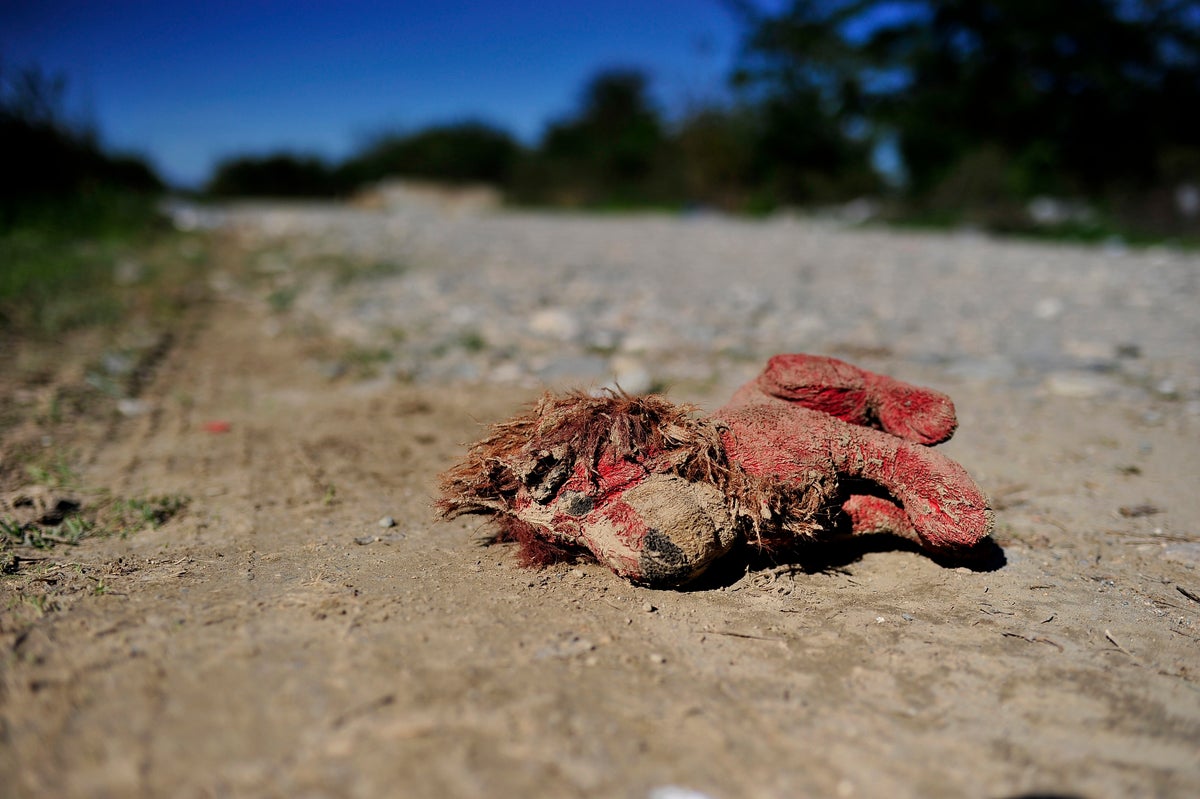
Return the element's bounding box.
[493,515,587,568]
[437,391,838,564]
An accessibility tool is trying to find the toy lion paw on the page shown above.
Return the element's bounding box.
[439,354,994,587]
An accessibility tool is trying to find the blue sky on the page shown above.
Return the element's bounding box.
[2,1,758,187]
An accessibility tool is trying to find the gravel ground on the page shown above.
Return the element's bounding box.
[6,197,1186,797]
[183,198,1200,414]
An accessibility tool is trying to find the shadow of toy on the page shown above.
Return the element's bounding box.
[686,533,1007,592]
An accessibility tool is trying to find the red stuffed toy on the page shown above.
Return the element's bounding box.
[439,354,994,587]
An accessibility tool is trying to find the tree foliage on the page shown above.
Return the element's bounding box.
[205,153,345,198]
[341,121,519,187]
[729,0,1200,208]
[198,2,1199,234]
[209,122,519,198]
[512,69,679,206]
[1,61,162,229]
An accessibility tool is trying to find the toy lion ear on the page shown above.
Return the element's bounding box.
[515,444,571,503]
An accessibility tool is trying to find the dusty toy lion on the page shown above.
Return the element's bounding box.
[439,354,993,587]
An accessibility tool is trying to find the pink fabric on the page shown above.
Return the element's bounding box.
[718,354,991,551]
[441,353,994,585]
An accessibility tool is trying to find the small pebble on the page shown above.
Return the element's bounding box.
[353,535,378,545]
[1034,297,1064,320]
[642,601,656,613]
[649,787,714,799]
[378,516,396,528]
[649,653,666,664]
[608,356,653,395]
[529,308,581,341]
[117,398,151,417]
[1163,543,1200,566]
[1043,372,1115,399]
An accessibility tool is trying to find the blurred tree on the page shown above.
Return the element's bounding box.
[206,153,344,198]
[674,104,757,209]
[340,121,519,186]
[749,88,881,204]
[884,0,1200,197]
[515,69,680,206]
[544,70,664,181]
[729,0,1200,213]
[1,60,162,227]
[727,0,883,204]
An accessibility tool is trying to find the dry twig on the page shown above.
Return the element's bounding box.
[1104,629,1133,656]
[1001,631,1064,651]
[701,629,785,642]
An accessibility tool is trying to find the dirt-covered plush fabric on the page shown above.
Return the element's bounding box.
[437,391,837,564]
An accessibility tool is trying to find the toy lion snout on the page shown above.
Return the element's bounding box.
[615,475,739,585]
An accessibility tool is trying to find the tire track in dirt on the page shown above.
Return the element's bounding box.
[81,305,204,478]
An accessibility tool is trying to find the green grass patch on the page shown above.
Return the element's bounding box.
[0,190,171,337]
[109,495,190,530]
[25,455,80,490]
[340,345,394,378]
[1,514,93,550]
[456,329,487,353]
[267,286,299,312]
[886,205,1198,250]
[330,258,408,287]
[1,491,191,573]
[3,447,191,572]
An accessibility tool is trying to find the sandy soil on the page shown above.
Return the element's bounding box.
[2,220,1199,799]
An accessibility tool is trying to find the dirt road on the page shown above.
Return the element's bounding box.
[3,211,1199,798]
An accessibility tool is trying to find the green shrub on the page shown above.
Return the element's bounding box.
[206,152,346,198]
[340,121,518,187]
